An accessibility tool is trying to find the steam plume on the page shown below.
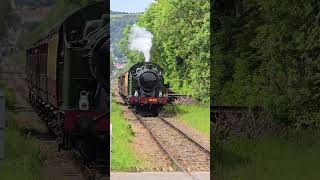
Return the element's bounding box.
[129,24,153,62]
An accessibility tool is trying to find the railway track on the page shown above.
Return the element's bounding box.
[71,148,109,180]
[132,112,210,179]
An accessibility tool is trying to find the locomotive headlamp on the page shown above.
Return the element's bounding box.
[159,91,163,97]
[134,90,139,97]
[79,91,89,111]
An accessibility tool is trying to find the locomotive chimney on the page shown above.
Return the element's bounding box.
[145,64,152,70]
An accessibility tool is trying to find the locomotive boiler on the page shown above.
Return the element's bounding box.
[25,1,109,164]
[118,62,168,116]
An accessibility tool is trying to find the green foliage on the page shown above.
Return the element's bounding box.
[16,0,55,6]
[118,0,210,102]
[111,102,142,170]
[0,81,16,110]
[22,0,81,44]
[0,125,45,180]
[13,0,85,64]
[0,0,12,36]
[213,0,320,127]
[0,87,44,180]
[214,131,320,180]
[111,13,139,63]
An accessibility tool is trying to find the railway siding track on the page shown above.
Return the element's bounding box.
[133,112,210,177]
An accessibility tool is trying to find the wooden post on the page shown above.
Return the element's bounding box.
[0,90,5,161]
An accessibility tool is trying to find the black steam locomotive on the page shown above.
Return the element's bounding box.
[118,62,168,116]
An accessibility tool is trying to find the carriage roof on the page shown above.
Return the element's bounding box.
[30,1,107,48]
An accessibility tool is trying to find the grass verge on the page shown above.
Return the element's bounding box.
[163,104,210,137]
[0,82,45,180]
[214,131,320,180]
[0,113,45,180]
[111,101,141,171]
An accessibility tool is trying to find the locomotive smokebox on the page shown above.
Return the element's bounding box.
[138,71,159,92]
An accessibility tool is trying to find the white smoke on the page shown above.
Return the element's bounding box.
[128,24,153,62]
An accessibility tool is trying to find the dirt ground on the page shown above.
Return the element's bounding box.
[0,63,85,180]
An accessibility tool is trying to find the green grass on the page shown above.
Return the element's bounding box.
[0,112,45,180]
[214,131,320,180]
[164,104,210,137]
[111,102,141,171]
[0,81,16,110]
[0,82,45,179]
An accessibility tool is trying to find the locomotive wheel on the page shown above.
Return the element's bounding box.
[135,106,141,114]
[81,142,88,165]
[155,106,162,116]
[152,108,160,116]
[153,112,159,117]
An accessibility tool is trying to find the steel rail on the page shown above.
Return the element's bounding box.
[132,112,187,171]
[71,148,109,180]
[158,117,210,157]
[132,112,202,180]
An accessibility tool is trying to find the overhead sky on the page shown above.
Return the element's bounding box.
[111,0,155,13]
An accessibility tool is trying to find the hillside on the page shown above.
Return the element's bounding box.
[110,11,140,64]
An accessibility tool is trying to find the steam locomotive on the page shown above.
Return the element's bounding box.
[118,62,168,116]
[25,1,109,164]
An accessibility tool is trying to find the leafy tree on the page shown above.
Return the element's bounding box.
[118,0,210,102]
[212,0,320,127]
